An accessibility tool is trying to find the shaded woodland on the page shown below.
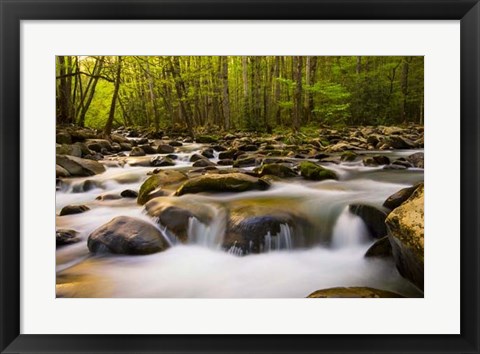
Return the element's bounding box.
[56,56,424,136]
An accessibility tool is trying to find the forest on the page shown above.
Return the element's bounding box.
[56,55,425,298]
[56,56,424,135]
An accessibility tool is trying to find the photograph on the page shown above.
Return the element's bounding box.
[55,55,424,298]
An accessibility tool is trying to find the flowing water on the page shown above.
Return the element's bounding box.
[56,144,424,298]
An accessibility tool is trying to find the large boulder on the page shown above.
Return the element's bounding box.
[87,216,169,255]
[137,170,188,205]
[307,287,403,298]
[175,173,270,196]
[349,204,388,239]
[223,199,312,254]
[386,184,424,290]
[56,155,106,176]
[299,161,337,181]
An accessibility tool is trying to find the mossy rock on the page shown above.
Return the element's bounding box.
[175,173,270,196]
[233,156,258,168]
[299,161,337,181]
[255,163,297,178]
[307,287,403,298]
[386,183,424,290]
[195,135,219,144]
[145,196,217,242]
[341,150,357,162]
[137,170,188,205]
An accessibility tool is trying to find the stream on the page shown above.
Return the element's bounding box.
[56,143,424,298]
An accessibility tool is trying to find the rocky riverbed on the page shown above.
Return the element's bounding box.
[56,125,424,298]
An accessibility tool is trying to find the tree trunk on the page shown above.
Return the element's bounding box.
[293,56,302,132]
[401,57,410,122]
[221,57,231,131]
[78,56,104,127]
[242,56,249,126]
[169,57,195,138]
[356,56,362,74]
[273,56,281,126]
[104,56,122,136]
[145,58,160,132]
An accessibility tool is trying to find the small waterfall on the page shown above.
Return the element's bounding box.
[331,206,370,249]
[263,224,293,252]
[227,242,244,256]
[187,210,226,248]
[153,223,176,247]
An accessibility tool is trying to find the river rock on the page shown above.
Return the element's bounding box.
[233,156,258,168]
[59,204,90,216]
[255,163,297,178]
[145,197,216,242]
[407,152,424,168]
[299,161,337,181]
[307,287,403,298]
[85,139,113,152]
[383,184,418,210]
[218,149,237,160]
[56,229,81,246]
[363,155,390,167]
[201,148,215,158]
[193,159,216,167]
[157,144,175,154]
[217,159,234,166]
[223,203,309,254]
[341,150,357,162]
[387,136,415,149]
[196,135,218,144]
[56,155,106,176]
[189,154,205,162]
[150,156,175,167]
[364,236,392,258]
[175,173,270,196]
[130,147,146,157]
[137,170,188,205]
[56,132,72,144]
[121,189,138,198]
[138,144,156,154]
[56,144,83,158]
[56,164,70,178]
[349,204,388,239]
[87,216,169,255]
[386,183,424,290]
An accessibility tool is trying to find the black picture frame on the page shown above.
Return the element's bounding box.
[1,0,479,353]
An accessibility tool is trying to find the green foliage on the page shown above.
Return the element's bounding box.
[57,56,424,133]
[309,82,351,124]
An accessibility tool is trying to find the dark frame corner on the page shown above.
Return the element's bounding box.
[1,0,479,353]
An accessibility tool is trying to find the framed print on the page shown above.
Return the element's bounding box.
[1,0,479,353]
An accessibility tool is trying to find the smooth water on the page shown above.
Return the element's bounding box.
[56,146,424,298]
